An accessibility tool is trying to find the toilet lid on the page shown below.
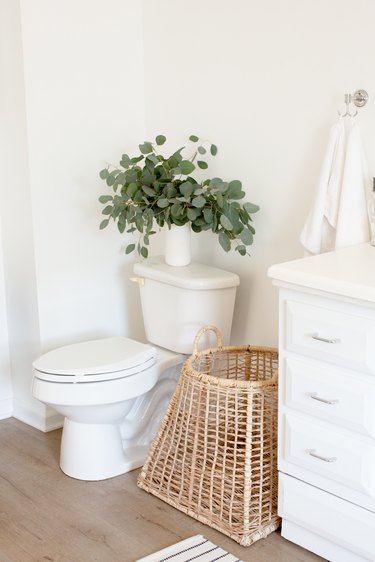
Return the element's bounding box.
[33,337,157,382]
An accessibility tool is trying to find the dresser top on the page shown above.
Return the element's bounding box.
[268,243,375,303]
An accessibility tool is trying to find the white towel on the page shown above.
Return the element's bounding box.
[335,122,370,249]
[300,119,370,255]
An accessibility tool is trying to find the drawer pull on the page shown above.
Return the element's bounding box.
[311,333,341,344]
[310,393,339,405]
[308,449,338,463]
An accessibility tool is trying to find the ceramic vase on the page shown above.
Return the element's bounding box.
[165,223,191,267]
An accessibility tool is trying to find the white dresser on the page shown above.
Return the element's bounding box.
[268,243,375,562]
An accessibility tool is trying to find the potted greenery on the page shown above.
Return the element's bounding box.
[98,135,259,262]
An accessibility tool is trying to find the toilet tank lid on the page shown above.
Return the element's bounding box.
[32,337,157,376]
[133,257,240,290]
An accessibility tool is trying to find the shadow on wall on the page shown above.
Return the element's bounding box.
[120,261,147,343]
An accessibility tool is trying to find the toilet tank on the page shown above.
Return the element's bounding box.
[132,257,240,354]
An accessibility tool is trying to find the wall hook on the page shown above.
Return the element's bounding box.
[338,89,369,117]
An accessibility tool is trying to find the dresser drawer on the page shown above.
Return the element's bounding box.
[279,473,375,561]
[285,300,375,374]
[284,357,375,438]
[283,412,375,495]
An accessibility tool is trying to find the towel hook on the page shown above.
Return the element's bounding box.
[338,89,369,118]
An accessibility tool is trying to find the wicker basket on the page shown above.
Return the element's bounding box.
[137,326,280,546]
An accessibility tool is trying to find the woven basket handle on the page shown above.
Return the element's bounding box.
[192,325,223,355]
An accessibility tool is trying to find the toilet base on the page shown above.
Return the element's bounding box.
[60,418,134,480]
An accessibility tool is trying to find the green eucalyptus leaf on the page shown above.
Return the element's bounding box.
[192,195,206,208]
[99,168,109,180]
[135,216,144,232]
[191,223,202,233]
[157,198,169,208]
[219,232,231,252]
[198,146,207,154]
[125,244,136,254]
[189,135,199,142]
[146,154,159,166]
[166,186,177,199]
[171,203,183,218]
[187,207,201,221]
[231,190,246,200]
[180,160,195,175]
[127,183,138,198]
[116,172,126,185]
[244,202,260,214]
[197,161,208,169]
[180,181,194,197]
[102,205,113,216]
[99,219,109,229]
[139,142,153,155]
[216,192,224,207]
[228,206,242,233]
[203,208,213,223]
[99,195,113,203]
[140,246,148,258]
[240,227,254,245]
[210,179,227,192]
[120,154,131,168]
[106,175,115,187]
[155,135,166,145]
[171,166,182,175]
[142,185,156,197]
[131,155,144,164]
[210,144,218,156]
[227,180,242,194]
[193,188,204,195]
[220,215,233,230]
[236,245,247,256]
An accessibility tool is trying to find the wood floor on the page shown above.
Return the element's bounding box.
[0,418,324,562]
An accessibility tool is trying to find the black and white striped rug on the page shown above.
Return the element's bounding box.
[136,535,243,562]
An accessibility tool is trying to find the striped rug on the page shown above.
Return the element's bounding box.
[136,535,243,562]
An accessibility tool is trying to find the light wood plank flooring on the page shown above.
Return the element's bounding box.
[0,418,324,562]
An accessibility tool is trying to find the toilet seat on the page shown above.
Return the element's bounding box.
[33,336,157,384]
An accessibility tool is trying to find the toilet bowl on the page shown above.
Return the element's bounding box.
[32,258,240,481]
[33,337,184,481]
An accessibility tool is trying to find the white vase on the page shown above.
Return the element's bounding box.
[165,223,191,267]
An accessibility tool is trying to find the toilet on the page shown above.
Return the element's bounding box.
[32,257,239,481]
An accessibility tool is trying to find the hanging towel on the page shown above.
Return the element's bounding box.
[300,119,370,254]
[334,122,370,249]
[300,119,346,254]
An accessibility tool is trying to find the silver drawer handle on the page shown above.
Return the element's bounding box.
[311,333,341,344]
[308,449,338,463]
[310,392,339,405]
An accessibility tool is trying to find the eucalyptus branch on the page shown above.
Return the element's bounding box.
[98,134,259,258]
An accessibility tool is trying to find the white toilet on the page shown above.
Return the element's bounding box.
[32,257,239,481]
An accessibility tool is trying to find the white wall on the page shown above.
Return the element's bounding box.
[142,0,375,347]
[0,224,12,420]
[20,0,146,350]
[0,0,44,426]
[0,0,146,429]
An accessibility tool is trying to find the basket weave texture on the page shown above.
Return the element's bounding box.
[137,326,280,546]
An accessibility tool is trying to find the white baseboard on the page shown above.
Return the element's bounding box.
[44,407,64,432]
[0,398,13,420]
[13,399,63,432]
